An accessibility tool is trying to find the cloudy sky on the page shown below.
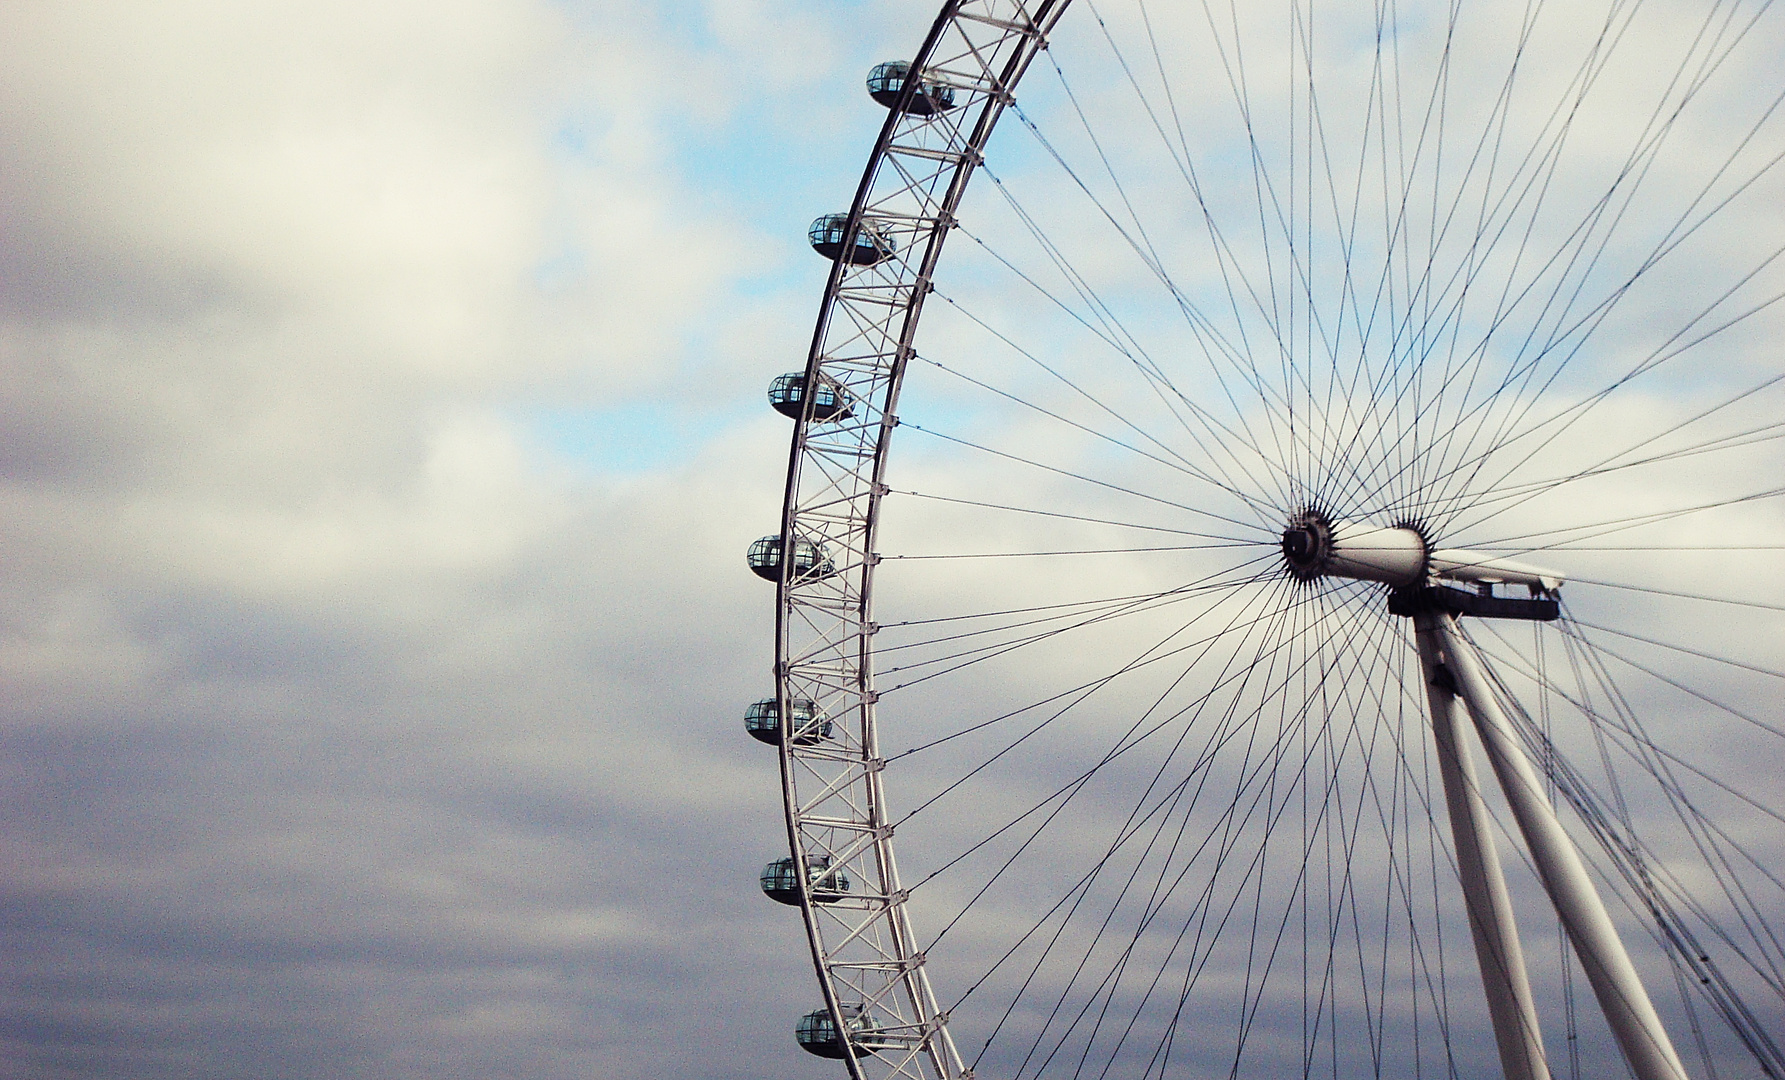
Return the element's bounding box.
[0,1,940,1076]
[3,1,1781,1079]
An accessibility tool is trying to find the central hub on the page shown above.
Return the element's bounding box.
[1280,511,1334,581]
[1281,510,1429,587]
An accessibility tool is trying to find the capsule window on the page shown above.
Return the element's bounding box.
[744,698,831,746]
[796,1004,890,1059]
[867,60,958,115]
[748,535,837,582]
[809,214,896,266]
[759,854,852,905]
[768,372,855,422]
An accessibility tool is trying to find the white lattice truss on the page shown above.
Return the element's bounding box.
[772,3,1073,1079]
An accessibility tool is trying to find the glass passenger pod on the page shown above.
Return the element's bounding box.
[866,60,957,115]
[743,697,831,746]
[759,853,852,905]
[808,214,896,266]
[746,535,836,582]
[768,371,855,422]
[796,1004,893,1059]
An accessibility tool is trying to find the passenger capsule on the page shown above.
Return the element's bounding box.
[748,535,836,582]
[760,854,852,905]
[796,1005,890,1059]
[867,60,957,115]
[809,214,896,266]
[768,371,855,422]
[744,697,831,746]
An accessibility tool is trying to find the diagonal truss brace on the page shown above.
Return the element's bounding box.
[1428,613,1692,1080]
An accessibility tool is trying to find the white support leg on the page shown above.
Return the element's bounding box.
[1413,614,1551,1080]
[1434,615,1691,1080]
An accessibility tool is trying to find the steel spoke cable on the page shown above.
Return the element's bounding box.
[900,420,1275,535]
[1407,0,1659,510]
[1475,618,1785,970]
[1185,0,1297,453]
[1104,0,1376,505]
[945,197,1275,500]
[884,560,1286,757]
[1217,595,1434,1076]
[1353,0,1632,516]
[885,543,1253,560]
[1127,0,1314,482]
[963,578,1378,1063]
[1471,544,1785,551]
[1000,79,1291,429]
[912,346,1281,518]
[1423,241,1785,531]
[953,590,1318,1068]
[1329,601,1492,1071]
[1011,64,1304,506]
[1048,592,1385,1079]
[1278,1,1412,520]
[1463,619,1785,1058]
[1563,616,1785,683]
[1347,0,1546,518]
[939,576,1321,1031]
[1460,423,1785,516]
[880,585,1217,631]
[1119,587,1406,1076]
[877,551,1281,686]
[1422,218,1785,536]
[1299,0,1492,522]
[1034,598,1325,1080]
[1472,619,1785,1031]
[1564,575,1785,614]
[898,559,1297,828]
[1476,622,1785,839]
[1420,4,1764,514]
[889,487,1256,541]
[1425,248,1785,542]
[1376,2,1693,519]
[1072,588,1404,1078]
[935,198,1301,514]
[1441,409,1785,522]
[928,279,1293,519]
[1547,614,1785,743]
[876,571,1274,675]
[875,580,1277,660]
[1457,482,1785,552]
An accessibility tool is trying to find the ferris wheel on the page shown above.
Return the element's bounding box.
[743,3,1785,1079]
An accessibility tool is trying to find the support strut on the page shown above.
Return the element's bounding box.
[1414,613,1552,1080]
[1435,616,1691,1080]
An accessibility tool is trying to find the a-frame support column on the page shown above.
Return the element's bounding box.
[1433,615,1690,1080]
[1414,613,1551,1080]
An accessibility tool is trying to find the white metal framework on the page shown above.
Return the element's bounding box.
[771,6,1069,1078]
[759,3,1785,1080]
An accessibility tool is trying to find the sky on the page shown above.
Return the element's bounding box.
[2,2,1782,1079]
[0,1,929,1076]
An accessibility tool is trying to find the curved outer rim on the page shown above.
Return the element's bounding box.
[770,2,1073,1078]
